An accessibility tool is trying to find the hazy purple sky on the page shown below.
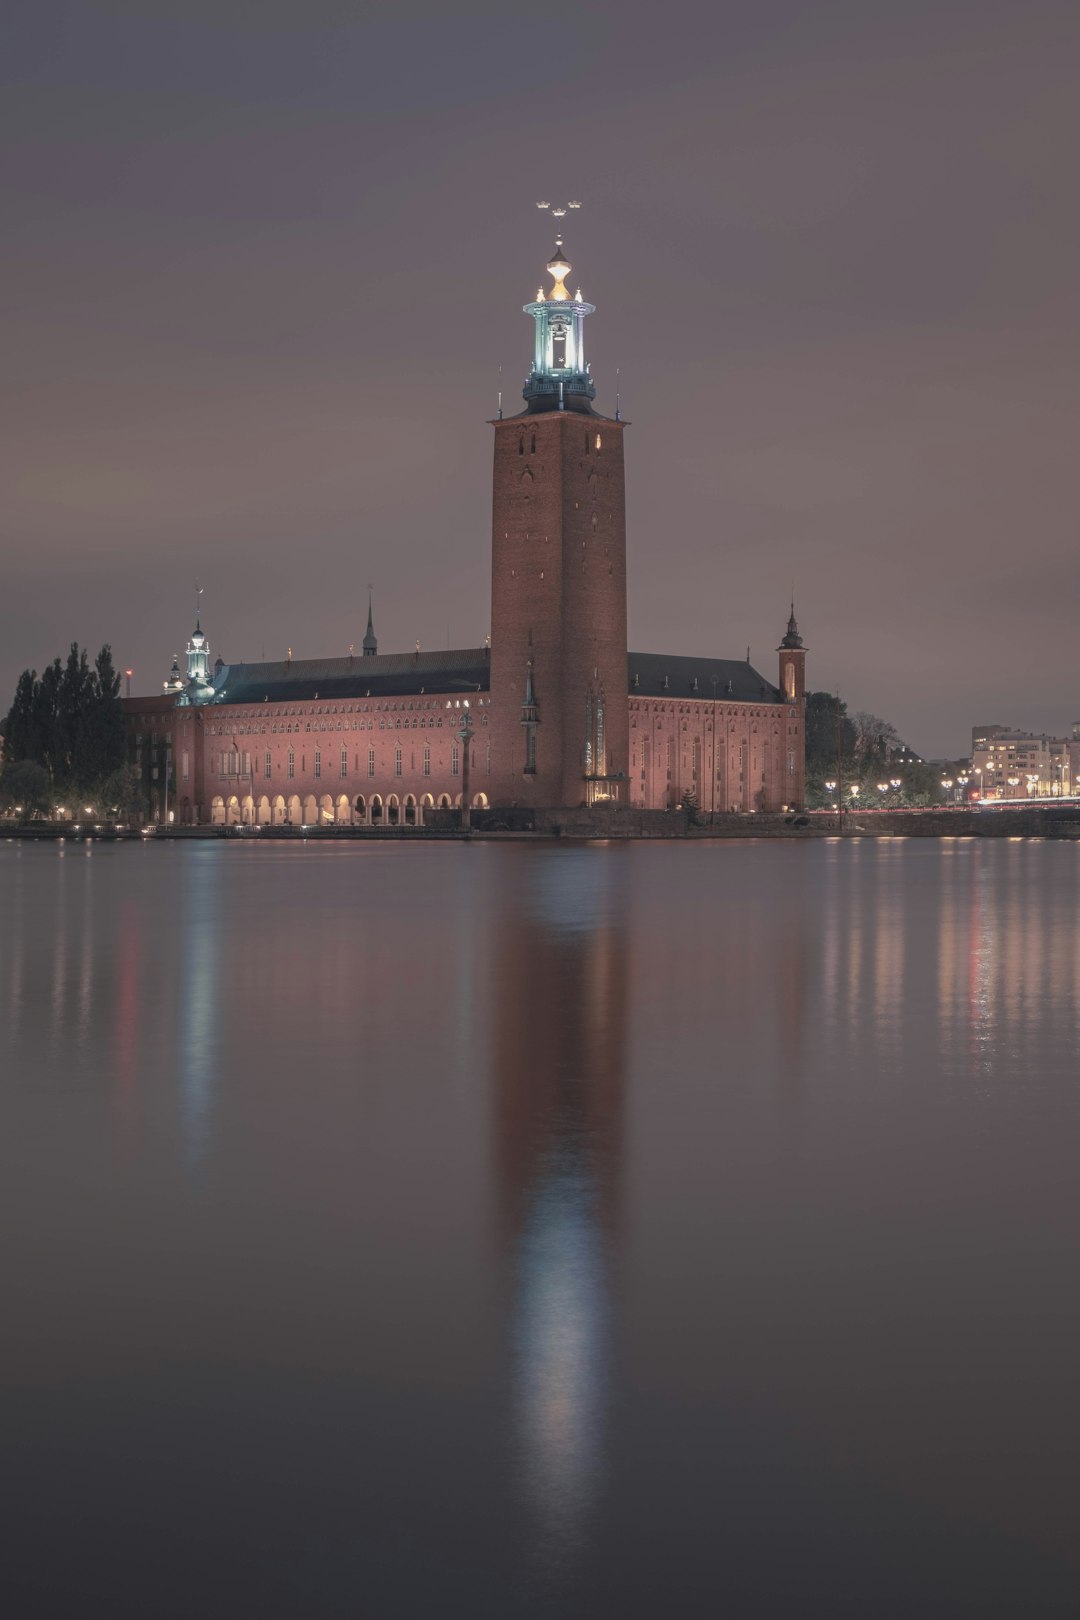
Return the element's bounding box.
[5,0,1079,756]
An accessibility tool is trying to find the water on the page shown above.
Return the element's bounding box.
[2,836,1079,1616]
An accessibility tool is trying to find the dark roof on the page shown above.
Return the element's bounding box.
[628,651,781,704]
[210,647,490,705]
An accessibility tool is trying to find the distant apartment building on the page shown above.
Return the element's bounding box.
[971,723,1079,799]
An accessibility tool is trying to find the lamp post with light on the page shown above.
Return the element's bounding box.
[458,702,474,832]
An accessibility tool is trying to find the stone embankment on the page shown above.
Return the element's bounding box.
[7,807,1080,843]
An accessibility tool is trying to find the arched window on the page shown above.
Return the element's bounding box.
[314,749,322,779]
[518,435,524,455]
[452,744,460,777]
[287,750,295,779]
[340,746,348,777]
[785,662,796,701]
[368,747,376,777]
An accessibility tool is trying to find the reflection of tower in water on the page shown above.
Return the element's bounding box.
[492,854,628,1560]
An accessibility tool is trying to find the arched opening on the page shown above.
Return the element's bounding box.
[319,793,334,824]
[454,793,462,809]
[336,794,351,824]
[302,794,317,825]
[472,792,489,809]
[226,795,241,826]
[420,793,434,826]
[272,795,286,825]
[438,793,451,810]
[370,794,383,825]
[387,794,400,826]
[353,795,367,824]
[211,795,225,825]
[287,794,301,825]
[257,795,271,825]
[403,794,417,826]
[241,795,255,826]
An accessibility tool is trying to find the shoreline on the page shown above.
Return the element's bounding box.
[5,807,1080,845]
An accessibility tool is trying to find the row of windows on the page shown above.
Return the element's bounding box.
[517,432,602,455]
[221,743,478,780]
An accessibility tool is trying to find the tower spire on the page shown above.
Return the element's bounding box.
[363,586,378,656]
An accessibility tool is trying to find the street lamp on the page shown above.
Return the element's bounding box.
[458,700,474,831]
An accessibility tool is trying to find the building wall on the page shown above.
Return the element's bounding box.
[129,684,804,822]
[630,698,803,813]
[129,693,494,825]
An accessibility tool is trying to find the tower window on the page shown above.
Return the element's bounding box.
[314,749,321,778]
[287,750,295,779]
[518,436,524,455]
[368,747,375,777]
[595,434,602,451]
[531,434,536,454]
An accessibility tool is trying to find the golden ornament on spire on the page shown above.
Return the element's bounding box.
[546,236,572,302]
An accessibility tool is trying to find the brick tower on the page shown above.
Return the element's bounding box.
[488,232,629,809]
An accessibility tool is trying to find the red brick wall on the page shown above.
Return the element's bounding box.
[126,693,493,823]
[629,698,804,813]
[488,413,629,808]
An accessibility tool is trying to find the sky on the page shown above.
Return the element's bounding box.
[4,0,1079,758]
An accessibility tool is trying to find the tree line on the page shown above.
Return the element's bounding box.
[0,644,140,819]
[804,691,944,807]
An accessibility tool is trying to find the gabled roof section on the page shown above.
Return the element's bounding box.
[628,651,781,704]
[208,648,490,706]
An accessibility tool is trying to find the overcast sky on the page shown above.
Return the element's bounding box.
[4,0,1079,756]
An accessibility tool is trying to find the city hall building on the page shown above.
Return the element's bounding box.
[125,235,807,826]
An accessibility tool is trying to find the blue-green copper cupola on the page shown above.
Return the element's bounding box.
[522,235,597,414]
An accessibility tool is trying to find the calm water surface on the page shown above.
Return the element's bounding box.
[2,837,1079,1616]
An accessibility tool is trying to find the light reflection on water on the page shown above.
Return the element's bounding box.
[1,837,1080,1616]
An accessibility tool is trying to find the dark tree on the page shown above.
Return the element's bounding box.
[2,669,37,762]
[0,759,52,818]
[805,692,857,775]
[2,643,129,809]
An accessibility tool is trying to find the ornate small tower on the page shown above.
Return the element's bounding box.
[778,603,806,704]
[522,236,597,414]
[177,598,216,706]
[488,231,629,808]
